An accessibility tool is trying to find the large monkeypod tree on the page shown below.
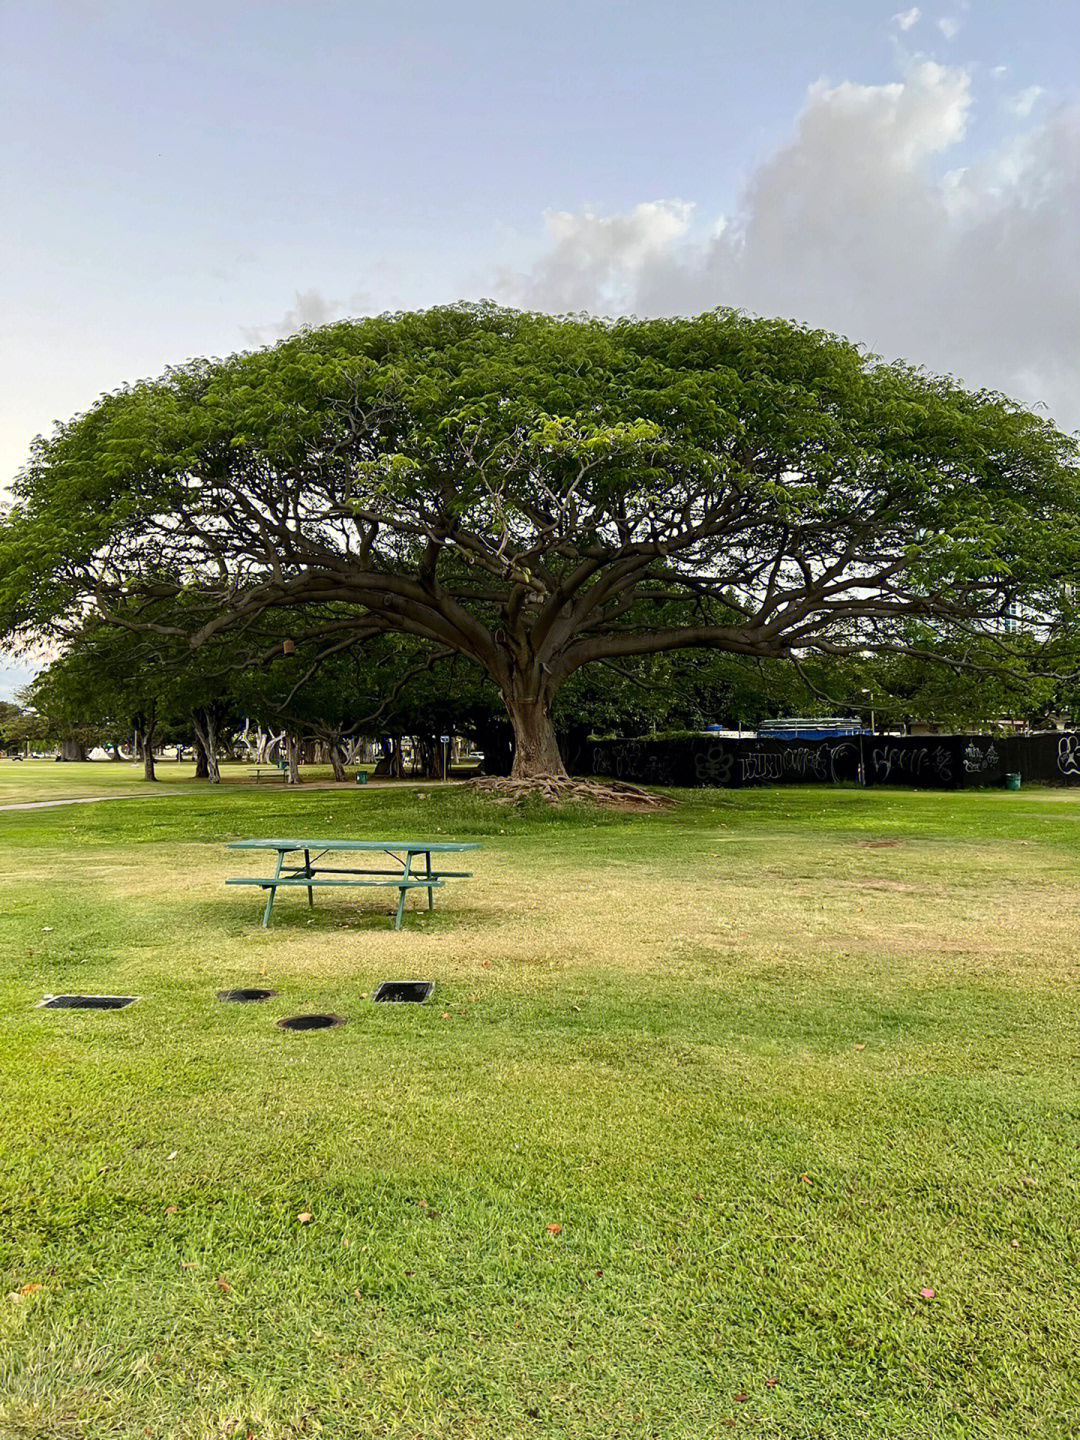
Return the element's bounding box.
[2,304,1078,782]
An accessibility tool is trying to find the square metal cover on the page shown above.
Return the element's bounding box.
[373,981,433,1004]
[37,994,139,1010]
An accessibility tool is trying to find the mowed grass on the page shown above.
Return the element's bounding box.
[2,772,1080,1439]
[0,759,363,807]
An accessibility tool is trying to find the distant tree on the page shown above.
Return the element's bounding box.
[4,306,1078,782]
[1,705,52,756]
[25,631,168,776]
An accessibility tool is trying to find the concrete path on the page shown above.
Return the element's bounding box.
[0,777,422,811]
[0,793,200,812]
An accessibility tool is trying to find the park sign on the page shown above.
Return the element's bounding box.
[2,305,1079,782]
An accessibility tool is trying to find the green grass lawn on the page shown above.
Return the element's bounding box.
[0,759,367,807]
[2,772,1079,1438]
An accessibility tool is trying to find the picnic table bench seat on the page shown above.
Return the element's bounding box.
[226,876,444,889]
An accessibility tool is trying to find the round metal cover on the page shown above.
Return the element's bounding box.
[218,988,277,1003]
[276,1013,346,1031]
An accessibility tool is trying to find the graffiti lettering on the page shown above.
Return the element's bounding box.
[963,743,999,774]
[694,745,734,785]
[870,745,952,781]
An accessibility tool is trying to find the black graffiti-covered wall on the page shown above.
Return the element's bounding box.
[584,732,1080,789]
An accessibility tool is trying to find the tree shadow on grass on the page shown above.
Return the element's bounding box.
[200,893,497,936]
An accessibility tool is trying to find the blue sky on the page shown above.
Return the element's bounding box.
[2,0,1079,695]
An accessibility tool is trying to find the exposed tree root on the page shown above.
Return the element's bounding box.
[467,775,675,811]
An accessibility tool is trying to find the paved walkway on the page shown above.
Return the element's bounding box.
[0,777,430,811]
[0,793,199,812]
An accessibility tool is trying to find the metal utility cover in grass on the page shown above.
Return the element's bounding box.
[373,981,434,1004]
[276,1013,346,1031]
[37,994,139,1010]
[217,988,277,1003]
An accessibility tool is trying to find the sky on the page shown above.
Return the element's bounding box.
[2,0,1079,695]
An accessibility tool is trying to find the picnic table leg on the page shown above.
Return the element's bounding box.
[394,852,414,930]
[303,849,314,909]
[424,850,435,910]
[262,850,285,928]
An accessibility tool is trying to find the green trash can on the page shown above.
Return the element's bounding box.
[1004,773,1021,791]
[355,770,368,786]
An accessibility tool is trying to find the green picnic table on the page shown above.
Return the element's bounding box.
[226,838,480,930]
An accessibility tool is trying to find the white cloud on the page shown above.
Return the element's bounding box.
[494,59,1080,435]
[893,8,921,31]
[937,16,961,39]
[240,287,376,348]
[1007,85,1045,118]
[494,202,693,313]
[241,288,342,347]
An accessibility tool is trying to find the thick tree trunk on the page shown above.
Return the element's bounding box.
[194,740,210,779]
[328,743,347,782]
[285,733,302,784]
[60,737,88,763]
[475,721,514,777]
[373,735,403,778]
[414,736,444,779]
[140,724,157,782]
[191,710,221,783]
[506,694,567,780]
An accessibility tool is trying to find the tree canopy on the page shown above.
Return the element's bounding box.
[3,304,1078,778]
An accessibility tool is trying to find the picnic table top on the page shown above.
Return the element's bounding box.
[227,838,481,853]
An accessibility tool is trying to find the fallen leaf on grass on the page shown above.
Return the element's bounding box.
[1021,1176,1038,1188]
[297,1212,312,1224]
[920,1288,936,1299]
[439,1012,451,1020]
[166,1151,178,1161]
[734,1393,748,1403]
[854,1043,866,1051]
[19,1283,43,1296]
[800,1175,813,1185]
[180,1261,197,1270]
[482,960,491,969]
[216,1277,232,1294]
[546,1223,563,1235]
[164,1206,178,1215]
[765,1378,779,1388]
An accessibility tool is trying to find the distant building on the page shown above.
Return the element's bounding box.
[754,717,868,741]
